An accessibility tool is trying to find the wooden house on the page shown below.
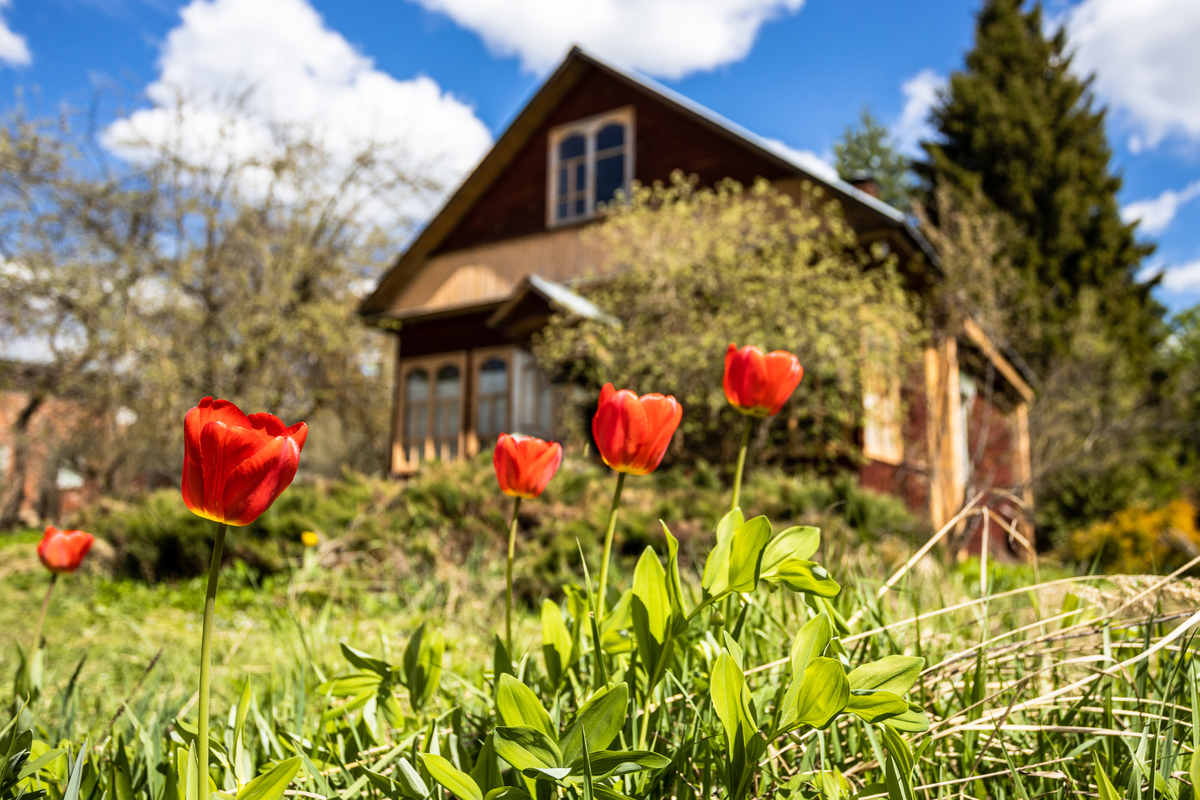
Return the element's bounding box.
[359,47,1035,539]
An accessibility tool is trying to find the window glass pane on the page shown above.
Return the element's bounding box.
[595,154,624,206]
[596,123,624,150]
[436,366,460,398]
[559,134,585,160]
[406,369,429,402]
[575,198,585,216]
[539,385,553,431]
[557,202,568,219]
[557,167,568,196]
[479,359,507,394]
[575,163,586,192]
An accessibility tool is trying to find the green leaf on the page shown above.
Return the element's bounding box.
[470,732,503,797]
[711,650,755,746]
[420,753,483,800]
[559,683,629,765]
[493,726,562,772]
[882,705,931,733]
[702,508,744,593]
[846,690,910,723]
[236,757,301,800]
[725,516,772,595]
[790,614,832,680]
[316,674,382,698]
[394,757,430,800]
[339,644,392,680]
[1092,754,1120,800]
[761,526,820,570]
[632,548,670,643]
[760,559,841,596]
[18,748,66,780]
[848,656,925,696]
[793,657,849,729]
[571,750,671,779]
[541,600,573,688]
[496,675,555,740]
[484,790,532,800]
[402,623,444,710]
[661,523,688,618]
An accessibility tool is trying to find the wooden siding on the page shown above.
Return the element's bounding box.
[434,65,792,255]
[389,227,609,315]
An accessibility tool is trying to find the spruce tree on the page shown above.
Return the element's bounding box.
[917,0,1160,368]
[834,108,912,211]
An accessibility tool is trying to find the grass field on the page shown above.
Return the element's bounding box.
[3,464,1199,799]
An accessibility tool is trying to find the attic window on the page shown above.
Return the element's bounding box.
[547,107,634,226]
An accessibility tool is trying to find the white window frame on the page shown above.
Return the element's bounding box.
[546,106,635,228]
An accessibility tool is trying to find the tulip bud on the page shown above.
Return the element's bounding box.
[592,383,682,476]
[724,343,804,417]
[493,433,563,499]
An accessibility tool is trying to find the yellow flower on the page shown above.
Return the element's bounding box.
[301,530,320,548]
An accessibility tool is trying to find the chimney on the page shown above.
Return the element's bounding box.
[846,170,881,200]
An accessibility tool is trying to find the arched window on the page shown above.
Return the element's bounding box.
[548,108,633,225]
[594,123,625,208]
[477,358,508,443]
[434,365,461,460]
[404,369,429,464]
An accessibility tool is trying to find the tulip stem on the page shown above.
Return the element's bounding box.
[505,496,522,659]
[730,417,752,512]
[29,572,57,667]
[197,522,227,800]
[596,471,626,622]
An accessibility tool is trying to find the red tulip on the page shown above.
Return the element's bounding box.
[37,526,94,574]
[182,397,308,527]
[724,343,804,417]
[592,383,682,476]
[493,433,563,499]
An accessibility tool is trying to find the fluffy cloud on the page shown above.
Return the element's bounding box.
[105,0,492,218]
[893,69,945,156]
[0,0,30,67]
[1067,0,1200,148]
[410,0,804,79]
[1156,258,1200,294]
[1121,179,1200,236]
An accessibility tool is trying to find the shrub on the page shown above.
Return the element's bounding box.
[1067,499,1200,574]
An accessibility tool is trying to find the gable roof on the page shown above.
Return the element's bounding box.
[360,46,918,319]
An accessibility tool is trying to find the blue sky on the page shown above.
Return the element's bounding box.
[2,0,1199,312]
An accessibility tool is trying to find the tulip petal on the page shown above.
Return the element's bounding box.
[198,420,273,523]
[185,398,252,467]
[220,436,301,526]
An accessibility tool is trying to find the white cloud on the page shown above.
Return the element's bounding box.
[893,69,945,156]
[1121,179,1200,236]
[761,138,838,183]
[0,0,30,67]
[409,0,804,79]
[1067,0,1200,148]
[104,0,492,219]
[1157,258,1200,294]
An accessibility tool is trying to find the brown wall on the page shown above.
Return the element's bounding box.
[435,66,792,255]
[0,391,95,526]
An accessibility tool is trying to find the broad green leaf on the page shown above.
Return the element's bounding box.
[711,650,755,746]
[879,721,914,777]
[760,526,820,571]
[882,705,931,733]
[236,757,301,800]
[541,600,573,688]
[339,644,392,680]
[848,656,925,696]
[470,732,504,796]
[420,753,483,800]
[484,790,532,800]
[793,657,849,729]
[559,683,629,764]
[702,508,744,592]
[761,559,841,597]
[394,757,430,800]
[570,750,671,779]
[316,674,382,698]
[18,748,66,780]
[725,516,772,595]
[496,675,555,740]
[632,548,670,643]
[791,613,832,680]
[521,766,571,784]
[845,690,910,723]
[493,726,562,772]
